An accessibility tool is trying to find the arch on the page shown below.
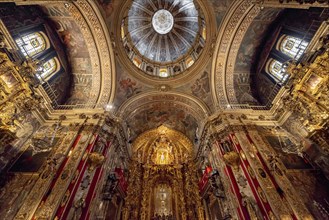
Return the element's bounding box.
[276,34,308,60]
[117,91,210,119]
[117,91,210,143]
[37,57,60,81]
[15,31,50,58]
[211,0,259,106]
[265,58,288,83]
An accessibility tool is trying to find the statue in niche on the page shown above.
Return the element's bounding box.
[209,170,225,198]
[241,192,263,220]
[267,154,284,176]
[153,184,173,219]
[0,102,24,133]
[152,134,174,165]
[73,197,85,220]
[41,158,57,179]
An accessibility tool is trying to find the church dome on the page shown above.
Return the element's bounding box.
[121,0,206,78]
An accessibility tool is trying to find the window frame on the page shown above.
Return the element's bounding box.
[15,31,50,58]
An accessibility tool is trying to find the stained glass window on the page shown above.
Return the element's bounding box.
[266,59,288,83]
[15,32,49,58]
[278,35,308,60]
[37,57,59,81]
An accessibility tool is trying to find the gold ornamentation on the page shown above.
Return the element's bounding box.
[133,125,193,165]
[61,190,70,207]
[257,187,267,203]
[247,165,256,179]
[285,51,329,134]
[123,126,204,220]
[223,151,241,171]
[88,152,105,171]
[213,0,259,105]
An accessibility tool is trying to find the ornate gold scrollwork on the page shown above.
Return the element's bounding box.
[223,151,241,171]
[88,152,105,171]
[284,47,329,135]
[123,126,204,220]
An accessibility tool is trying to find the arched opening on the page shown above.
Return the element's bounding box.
[15,31,50,58]
[276,34,308,60]
[265,58,288,83]
[36,57,60,82]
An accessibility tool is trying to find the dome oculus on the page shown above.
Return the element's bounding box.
[122,0,206,78]
[152,9,174,35]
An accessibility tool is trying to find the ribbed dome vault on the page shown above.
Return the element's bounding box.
[121,0,206,78]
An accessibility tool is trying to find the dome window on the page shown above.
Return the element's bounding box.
[159,68,169,78]
[186,57,194,68]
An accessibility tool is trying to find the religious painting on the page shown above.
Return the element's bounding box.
[235,8,282,72]
[0,71,17,89]
[305,73,322,91]
[114,62,147,106]
[54,19,90,58]
[264,135,312,170]
[191,71,210,100]
[97,0,115,17]
[128,103,198,142]
[9,137,59,173]
[41,5,70,17]
[207,0,232,28]
[119,77,142,99]
[42,5,93,105]
[41,5,89,58]
[177,63,214,111]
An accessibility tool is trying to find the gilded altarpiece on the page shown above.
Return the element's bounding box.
[123,126,204,220]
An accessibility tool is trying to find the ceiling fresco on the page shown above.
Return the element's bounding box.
[117,92,210,142]
[175,62,214,111]
[113,61,152,108]
[127,102,199,142]
[208,0,232,28]
[41,5,93,105]
[233,8,282,105]
[93,0,324,140]
[39,1,116,107]
[96,0,116,20]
